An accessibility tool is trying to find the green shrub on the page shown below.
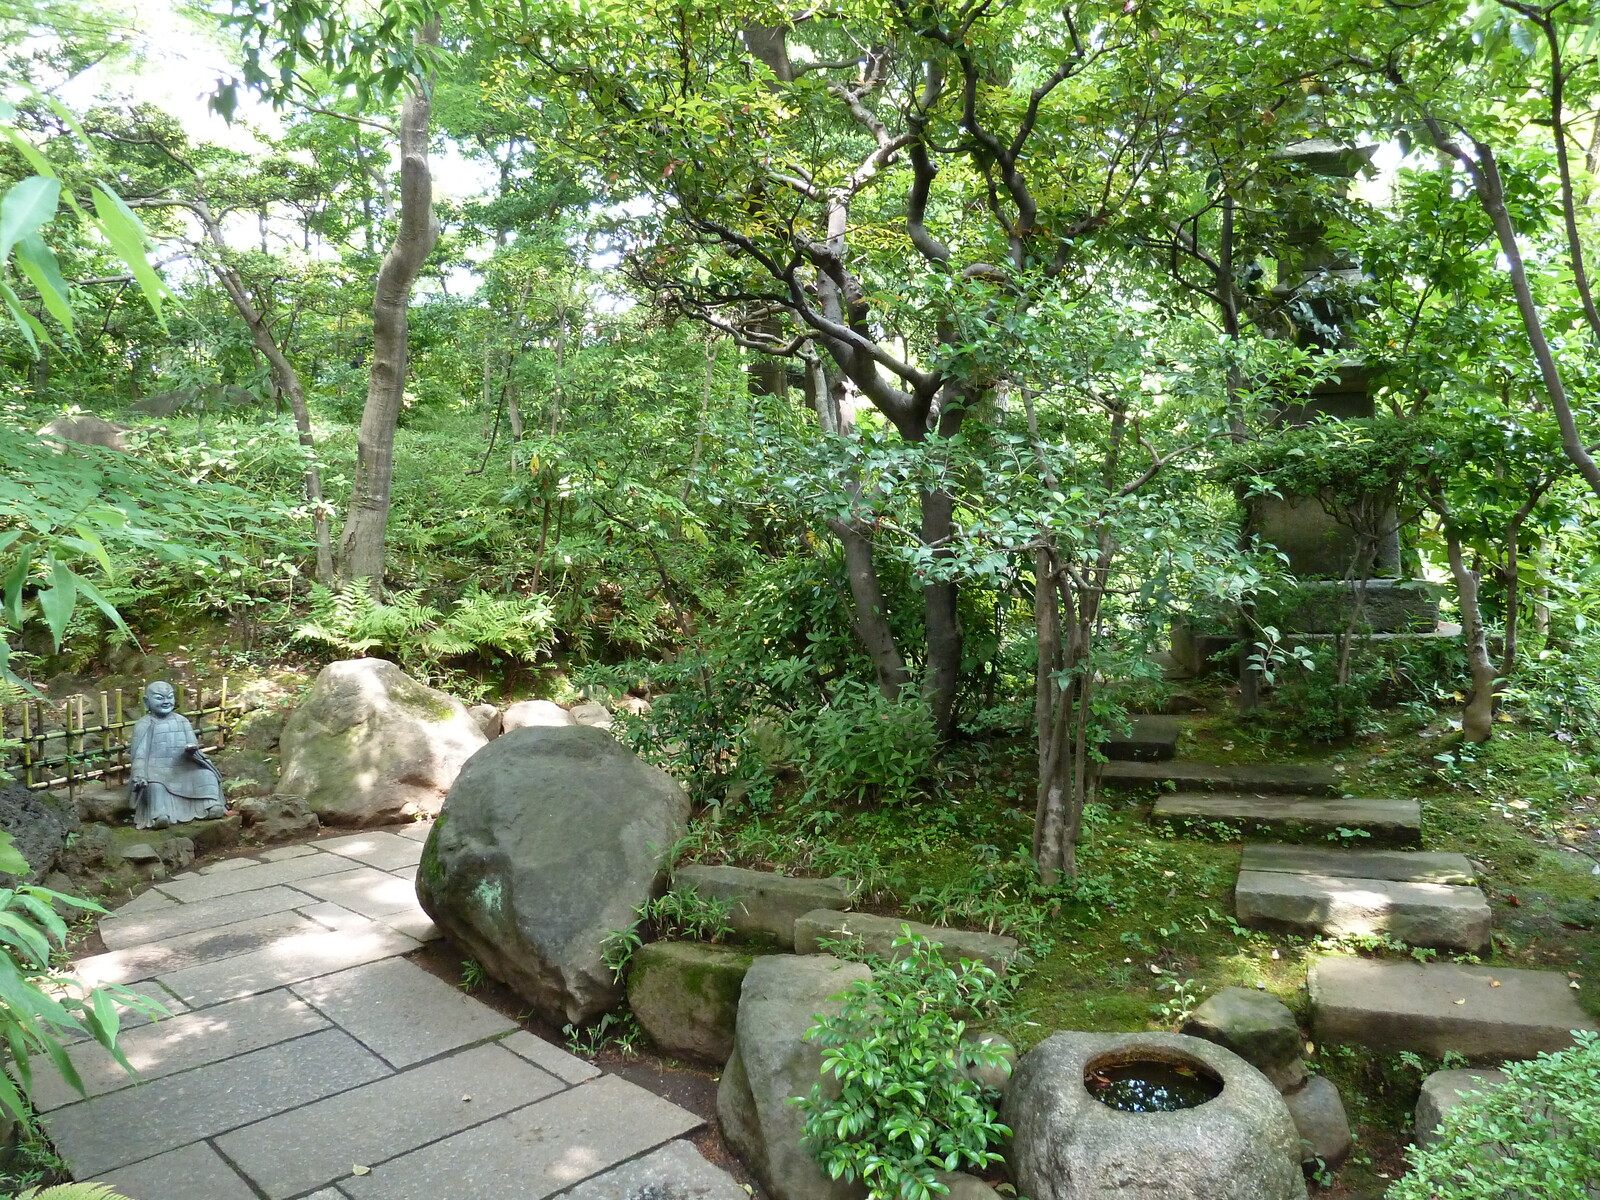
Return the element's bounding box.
[1388,1031,1600,1200]
[791,681,938,807]
[795,930,1015,1200]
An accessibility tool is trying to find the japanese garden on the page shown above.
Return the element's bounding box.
[1,0,1599,1197]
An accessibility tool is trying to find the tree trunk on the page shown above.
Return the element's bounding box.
[1444,529,1496,743]
[921,484,962,737]
[337,30,441,587]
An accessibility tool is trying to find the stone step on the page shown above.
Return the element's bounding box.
[1235,871,1490,954]
[1308,956,1597,1061]
[1241,844,1476,885]
[792,910,1019,973]
[1103,760,1338,795]
[1099,716,1182,762]
[672,864,854,950]
[1152,794,1421,848]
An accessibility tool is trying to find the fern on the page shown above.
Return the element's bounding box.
[296,581,553,670]
[12,1186,135,1199]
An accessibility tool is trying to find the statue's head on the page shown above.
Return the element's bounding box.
[143,681,176,716]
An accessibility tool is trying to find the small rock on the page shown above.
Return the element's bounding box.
[236,795,320,843]
[1182,986,1307,1091]
[935,1174,1000,1200]
[121,843,162,863]
[501,699,574,731]
[627,941,755,1065]
[618,696,653,717]
[75,784,133,825]
[467,703,503,739]
[962,1032,1017,1094]
[1414,1068,1507,1152]
[569,701,613,730]
[1282,1075,1351,1170]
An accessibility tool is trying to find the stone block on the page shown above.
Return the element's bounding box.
[1240,844,1476,885]
[1236,871,1490,954]
[500,1030,601,1084]
[90,1140,259,1200]
[98,885,314,951]
[1278,579,1439,634]
[1099,716,1182,762]
[1249,493,1400,579]
[792,910,1019,973]
[43,1027,389,1176]
[339,1074,702,1200]
[1152,795,1421,848]
[628,941,754,1065]
[1105,761,1338,795]
[295,865,420,918]
[559,1140,746,1200]
[33,989,328,1111]
[1308,958,1597,1060]
[151,851,355,904]
[318,829,425,871]
[75,911,326,987]
[1414,1068,1507,1151]
[673,864,854,948]
[290,957,518,1069]
[217,1042,563,1198]
[1182,987,1306,1092]
[158,921,419,1007]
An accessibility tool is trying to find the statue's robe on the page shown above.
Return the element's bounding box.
[129,712,224,829]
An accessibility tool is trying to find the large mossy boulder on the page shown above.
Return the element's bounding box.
[277,658,487,825]
[0,784,75,883]
[627,940,754,1065]
[717,953,871,1200]
[416,725,690,1025]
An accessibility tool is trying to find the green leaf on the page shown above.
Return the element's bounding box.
[0,833,29,878]
[90,185,167,324]
[15,233,72,332]
[0,175,59,261]
[38,557,76,649]
[2,543,32,627]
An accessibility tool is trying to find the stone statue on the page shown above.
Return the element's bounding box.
[129,682,225,830]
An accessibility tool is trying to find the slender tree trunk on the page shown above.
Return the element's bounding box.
[1428,482,1496,742]
[337,28,441,587]
[921,484,962,737]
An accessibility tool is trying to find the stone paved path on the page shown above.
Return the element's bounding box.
[41,825,740,1200]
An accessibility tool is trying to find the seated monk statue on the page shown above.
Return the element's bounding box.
[129,681,226,830]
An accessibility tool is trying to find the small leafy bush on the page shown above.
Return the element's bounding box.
[791,681,938,807]
[600,885,736,979]
[796,930,1015,1200]
[1388,1031,1600,1200]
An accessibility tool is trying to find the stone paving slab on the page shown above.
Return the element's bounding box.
[1241,843,1477,884]
[316,830,426,871]
[260,843,317,861]
[1152,793,1422,847]
[59,980,186,1045]
[98,885,315,951]
[158,922,419,1008]
[153,852,358,904]
[291,957,518,1068]
[340,1075,703,1200]
[501,1030,602,1085]
[1236,871,1491,953]
[1099,715,1182,763]
[299,898,440,944]
[76,911,326,987]
[34,989,328,1112]
[1309,956,1598,1060]
[555,1139,744,1200]
[295,865,420,918]
[395,821,434,842]
[1105,759,1338,794]
[89,1140,258,1200]
[219,1041,564,1198]
[199,857,261,875]
[111,888,177,917]
[45,1027,389,1176]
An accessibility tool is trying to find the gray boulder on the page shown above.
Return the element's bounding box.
[277,659,487,825]
[467,703,503,739]
[570,701,614,729]
[236,795,320,843]
[416,725,689,1025]
[1282,1075,1350,1170]
[627,940,754,1065]
[1414,1068,1507,1152]
[1182,986,1307,1091]
[501,699,574,731]
[673,864,854,948]
[37,415,130,452]
[1005,1031,1306,1200]
[0,784,76,883]
[717,953,871,1200]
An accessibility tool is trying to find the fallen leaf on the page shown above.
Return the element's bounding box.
[462,1094,473,1102]
[1453,999,1466,1005]
[352,1166,372,1176]
[1489,980,1501,987]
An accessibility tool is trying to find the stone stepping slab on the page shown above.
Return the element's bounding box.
[792,909,1019,972]
[1102,760,1338,794]
[1241,843,1476,884]
[1235,871,1490,954]
[1308,956,1597,1060]
[1152,794,1422,848]
[1099,716,1182,763]
[673,863,854,949]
